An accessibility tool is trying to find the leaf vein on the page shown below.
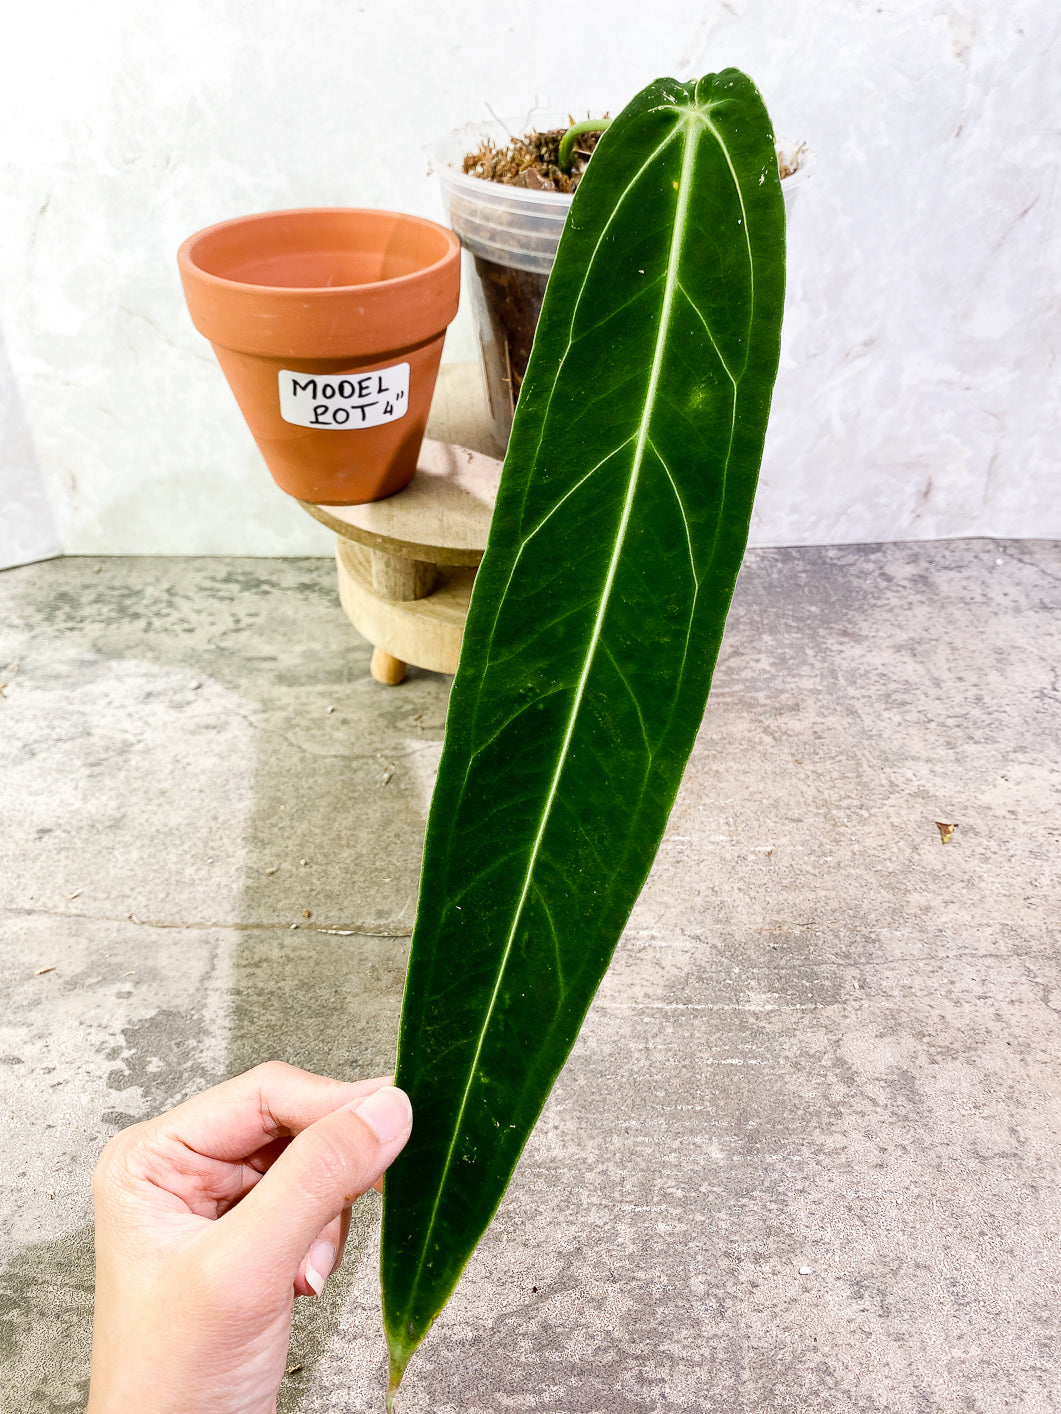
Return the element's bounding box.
[700,113,755,372]
[602,643,652,756]
[533,882,565,992]
[648,438,699,589]
[675,281,739,388]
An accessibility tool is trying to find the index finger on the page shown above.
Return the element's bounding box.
[148,1062,394,1162]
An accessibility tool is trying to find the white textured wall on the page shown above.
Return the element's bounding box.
[1,0,1058,554]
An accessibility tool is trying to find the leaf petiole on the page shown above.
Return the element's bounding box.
[557,118,612,171]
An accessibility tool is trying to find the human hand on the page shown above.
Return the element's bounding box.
[86,1062,412,1414]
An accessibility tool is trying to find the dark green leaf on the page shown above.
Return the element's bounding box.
[381,69,785,1399]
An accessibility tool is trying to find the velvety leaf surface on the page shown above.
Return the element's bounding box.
[381,69,785,1396]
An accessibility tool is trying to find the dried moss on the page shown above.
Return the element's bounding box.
[462,122,607,193]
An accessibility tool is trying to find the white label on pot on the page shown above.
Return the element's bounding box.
[277,363,409,429]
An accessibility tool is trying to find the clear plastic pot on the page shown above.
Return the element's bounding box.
[435,117,574,447]
[436,119,811,448]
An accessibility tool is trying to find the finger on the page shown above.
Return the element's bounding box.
[295,1186,355,1296]
[219,1086,412,1274]
[244,1135,292,1174]
[295,1214,344,1298]
[149,1063,395,1162]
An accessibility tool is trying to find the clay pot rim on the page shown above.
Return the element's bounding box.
[177,206,460,298]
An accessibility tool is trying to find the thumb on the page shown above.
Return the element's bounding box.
[219,1085,412,1273]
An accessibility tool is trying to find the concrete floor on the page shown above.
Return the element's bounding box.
[1,540,1059,1413]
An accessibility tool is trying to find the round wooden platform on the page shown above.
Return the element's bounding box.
[302,438,503,683]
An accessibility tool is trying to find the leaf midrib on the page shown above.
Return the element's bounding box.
[402,110,706,1312]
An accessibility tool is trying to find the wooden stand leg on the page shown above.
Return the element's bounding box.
[363,544,437,685]
[367,547,438,601]
[370,646,407,685]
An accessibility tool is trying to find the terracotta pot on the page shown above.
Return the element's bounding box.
[178,208,461,504]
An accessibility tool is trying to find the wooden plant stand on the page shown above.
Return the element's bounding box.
[300,439,502,684]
